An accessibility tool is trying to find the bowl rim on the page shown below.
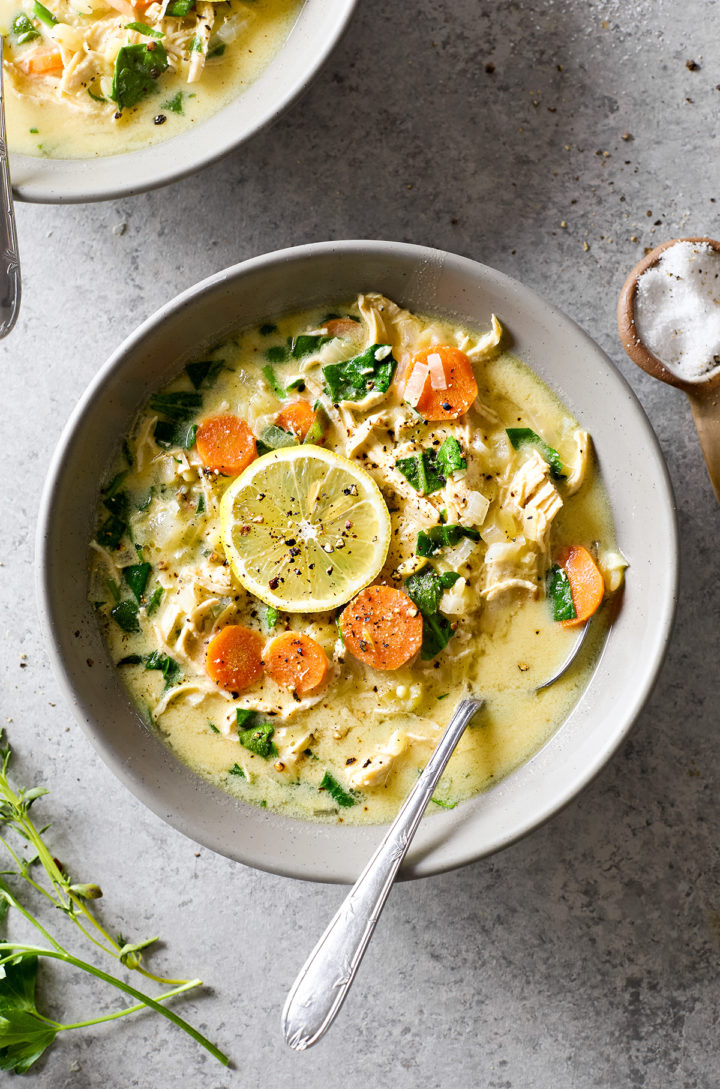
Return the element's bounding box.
[11,0,358,204]
[35,239,679,882]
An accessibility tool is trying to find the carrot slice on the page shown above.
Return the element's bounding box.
[206,625,264,692]
[407,345,478,421]
[264,631,330,696]
[324,318,361,338]
[20,48,64,75]
[275,401,316,442]
[195,415,256,476]
[340,585,423,671]
[560,545,605,628]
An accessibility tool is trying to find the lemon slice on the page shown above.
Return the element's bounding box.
[220,445,391,613]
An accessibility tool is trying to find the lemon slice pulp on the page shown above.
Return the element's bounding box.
[220,446,391,613]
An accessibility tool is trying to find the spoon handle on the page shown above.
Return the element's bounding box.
[686,387,720,505]
[0,39,21,338]
[281,696,483,1051]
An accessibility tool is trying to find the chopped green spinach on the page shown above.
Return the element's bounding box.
[261,364,287,399]
[259,323,278,336]
[12,13,40,42]
[264,344,289,364]
[166,0,194,13]
[322,343,396,403]
[506,427,565,480]
[290,334,330,359]
[110,600,140,634]
[436,436,467,475]
[125,21,164,37]
[319,771,357,808]
[145,651,181,688]
[238,720,277,759]
[122,561,151,602]
[145,586,163,615]
[397,437,467,496]
[111,42,169,111]
[416,524,479,558]
[547,564,576,622]
[404,568,456,659]
[149,391,202,421]
[185,359,223,389]
[228,763,246,779]
[257,424,297,453]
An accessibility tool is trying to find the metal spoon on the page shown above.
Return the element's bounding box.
[281,625,590,1050]
[618,237,720,503]
[0,37,21,338]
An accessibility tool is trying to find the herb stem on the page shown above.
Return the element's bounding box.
[57,979,201,1030]
[0,944,229,1066]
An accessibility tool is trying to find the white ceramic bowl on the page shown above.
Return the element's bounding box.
[37,240,678,882]
[12,0,357,203]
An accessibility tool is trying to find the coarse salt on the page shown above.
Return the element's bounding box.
[634,241,720,380]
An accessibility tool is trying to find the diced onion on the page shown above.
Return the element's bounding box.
[463,489,490,525]
[404,362,428,406]
[444,536,477,570]
[480,521,506,545]
[216,13,249,43]
[426,352,447,390]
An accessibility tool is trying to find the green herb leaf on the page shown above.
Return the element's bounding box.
[259,323,278,336]
[404,568,455,659]
[431,796,458,809]
[416,524,479,558]
[153,419,197,450]
[145,651,181,688]
[88,88,105,102]
[322,343,396,403]
[238,721,277,759]
[436,436,467,476]
[290,334,330,359]
[319,771,357,808]
[206,41,225,58]
[117,654,143,666]
[265,605,279,630]
[285,377,306,393]
[419,613,454,659]
[547,564,577,621]
[110,599,140,633]
[258,424,297,451]
[196,493,206,515]
[123,562,151,602]
[396,449,446,496]
[111,42,169,110]
[32,0,56,26]
[96,514,126,550]
[506,428,565,480]
[145,586,163,615]
[125,20,164,37]
[166,0,194,12]
[0,957,57,1074]
[264,344,289,364]
[228,764,246,779]
[303,402,327,444]
[235,709,255,729]
[11,13,40,43]
[261,364,286,399]
[149,391,202,421]
[185,359,223,388]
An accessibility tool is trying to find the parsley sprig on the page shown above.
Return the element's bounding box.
[0,734,228,1072]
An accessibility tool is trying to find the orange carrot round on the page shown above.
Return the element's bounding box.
[195,415,256,476]
[324,318,361,338]
[407,345,478,421]
[20,48,64,75]
[340,585,423,671]
[206,625,264,692]
[264,631,330,696]
[560,545,605,627]
[275,401,316,442]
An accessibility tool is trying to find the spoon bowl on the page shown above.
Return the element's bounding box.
[618,237,720,501]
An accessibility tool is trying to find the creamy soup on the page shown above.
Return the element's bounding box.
[1,0,299,158]
[89,294,625,825]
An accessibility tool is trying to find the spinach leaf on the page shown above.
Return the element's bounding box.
[322,344,396,402]
[404,568,456,659]
[436,436,467,475]
[206,42,225,58]
[506,428,565,480]
[264,344,289,363]
[153,420,197,449]
[117,654,143,666]
[125,20,164,37]
[32,0,56,26]
[238,721,277,759]
[11,13,40,43]
[547,564,577,621]
[319,771,357,808]
[185,359,223,388]
[416,524,479,558]
[110,600,140,633]
[111,42,169,110]
[286,377,306,393]
[196,493,206,514]
[166,0,194,12]
[149,391,202,421]
[96,514,126,549]
[123,561,151,602]
[145,586,163,615]
[145,651,181,688]
[262,364,286,399]
[228,763,246,779]
[396,449,446,495]
[257,424,297,453]
[290,334,330,359]
[265,605,279,630]
[303,402,327,444]
[235,708,255,729]
[259,323,278,336]
[0,956,57,1074]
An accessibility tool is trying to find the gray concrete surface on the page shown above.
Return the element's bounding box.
[2,0,719,1085]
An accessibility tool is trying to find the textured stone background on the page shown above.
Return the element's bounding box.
[2,0,719,1085]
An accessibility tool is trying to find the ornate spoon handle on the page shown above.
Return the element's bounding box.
[0,38,21,338]
[281,696,483,1050]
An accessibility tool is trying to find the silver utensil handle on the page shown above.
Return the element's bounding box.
[0,39,21,338]
[281,696,483,1050]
